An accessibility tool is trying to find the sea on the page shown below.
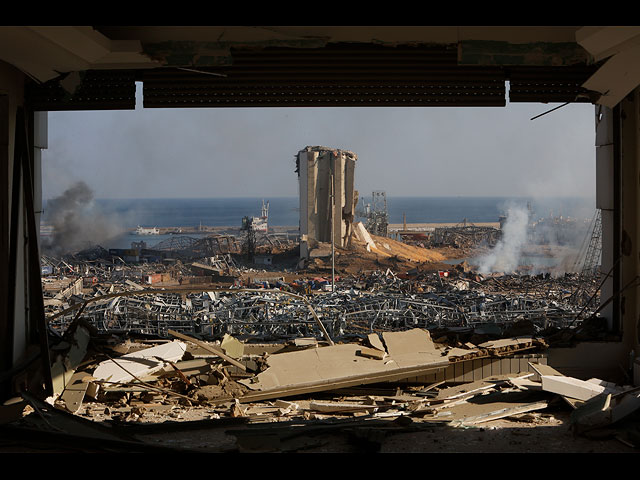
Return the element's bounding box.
[43,196,596,251]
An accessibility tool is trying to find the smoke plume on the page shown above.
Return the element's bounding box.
[478,204,529,274]
[42,181,125,256]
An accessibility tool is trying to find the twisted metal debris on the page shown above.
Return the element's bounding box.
[47,269,598,341]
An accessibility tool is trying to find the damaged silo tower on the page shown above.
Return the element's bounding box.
[296,146,358,260]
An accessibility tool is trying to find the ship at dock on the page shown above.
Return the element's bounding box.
[133,225,160,235]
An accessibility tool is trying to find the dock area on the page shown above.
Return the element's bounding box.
[388,222,500,232]
[130,225,298,235]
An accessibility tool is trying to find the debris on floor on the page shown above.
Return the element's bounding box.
[1,319,637,452]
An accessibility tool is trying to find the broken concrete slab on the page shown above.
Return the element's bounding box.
[353,222,376,252]
[367,333,385,352]
[528,361,564,378]
[382,328,437,358]
[540,374,607,401]
[433,375,523,404]
[357,347,386,360]
[508,375,543,391]
[153,359,215,379]
[448,397,550,426]
[308,400,377,414]
[168,329,246,371]
[476,337,541,355]
[235,330,450,403]
[51,322,92,398]
[221,334,245,359]
[92,341,187,384]
[60,372,92,413]
[292,337,318,348]
[570,387,640,433]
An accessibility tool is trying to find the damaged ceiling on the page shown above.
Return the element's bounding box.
[3,26,635,111]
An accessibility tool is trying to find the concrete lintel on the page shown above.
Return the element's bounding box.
[583,43,640,108]
[576,26,640,62]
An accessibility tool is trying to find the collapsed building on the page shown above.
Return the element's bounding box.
[296,146,358,262]
[432,223,501,249]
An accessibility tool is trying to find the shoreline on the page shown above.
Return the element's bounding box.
[388,222,500,231]
[127,222,502,235]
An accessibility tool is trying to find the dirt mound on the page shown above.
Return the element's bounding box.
[368,234,447,263]
[301,235,459,275]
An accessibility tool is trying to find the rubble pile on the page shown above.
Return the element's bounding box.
[3,321,633,453]
[22,226,628,453]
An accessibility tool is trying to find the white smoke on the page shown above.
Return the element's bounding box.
[478,205,530,274]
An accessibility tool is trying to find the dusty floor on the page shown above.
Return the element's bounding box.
[128,408,637,453]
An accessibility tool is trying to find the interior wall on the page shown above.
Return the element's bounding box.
[596,105,615,327]
[594,86,640,378]
[620,87,640,359]
[0,60,24,398]
[0,61,51,400]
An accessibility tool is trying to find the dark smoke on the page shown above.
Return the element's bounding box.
[42,181,125,256]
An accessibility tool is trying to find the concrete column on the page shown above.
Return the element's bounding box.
[33,112,47,251]
[619,88,640,361]
[596,105,615,326]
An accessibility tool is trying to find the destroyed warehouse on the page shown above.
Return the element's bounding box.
[2,26,640,452]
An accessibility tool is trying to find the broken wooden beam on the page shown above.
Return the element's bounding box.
[168,330,246,372]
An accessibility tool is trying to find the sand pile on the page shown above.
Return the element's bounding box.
[367,234,447,263]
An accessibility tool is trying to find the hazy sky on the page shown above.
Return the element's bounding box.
[42,83,596,201]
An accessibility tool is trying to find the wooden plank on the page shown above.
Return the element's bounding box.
[168,329,246,372]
